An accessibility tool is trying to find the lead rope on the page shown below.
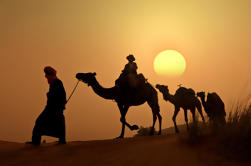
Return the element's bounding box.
[66,80,80,104]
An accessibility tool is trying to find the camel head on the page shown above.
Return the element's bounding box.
[197,91,205,99]
[156,84,169,101]
[76,72,97,86]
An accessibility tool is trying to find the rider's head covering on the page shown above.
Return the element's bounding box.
[127,54,135,62]
[44,66,57,76]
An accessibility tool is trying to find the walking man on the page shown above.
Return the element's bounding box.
[27,66,67,145]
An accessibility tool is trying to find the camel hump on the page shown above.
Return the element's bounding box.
[207,93,225,108]
[128,73,146,88]
[115,73,146,88]
[175,87,196,97]
[207,92,226,116]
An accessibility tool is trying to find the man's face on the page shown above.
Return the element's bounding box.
[45,74,56,84]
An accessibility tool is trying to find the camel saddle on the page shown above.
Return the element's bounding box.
[115,73,146,89]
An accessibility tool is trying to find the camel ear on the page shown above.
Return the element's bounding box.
[92,72,96,76]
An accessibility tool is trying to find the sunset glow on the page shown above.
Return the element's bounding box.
[1,0,251,143]
[154,50,186,77]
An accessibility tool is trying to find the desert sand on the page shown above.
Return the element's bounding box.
[0,134,249,166]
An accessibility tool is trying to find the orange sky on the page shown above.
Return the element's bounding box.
[1,0,251,142]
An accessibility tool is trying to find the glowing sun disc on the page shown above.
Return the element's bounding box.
[154,50,186,77]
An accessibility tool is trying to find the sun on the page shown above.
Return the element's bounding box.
[153,50,186,77]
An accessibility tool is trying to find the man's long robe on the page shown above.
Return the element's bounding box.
[32,79,66,143]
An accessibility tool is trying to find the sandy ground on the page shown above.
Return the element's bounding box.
[0,135,250,166]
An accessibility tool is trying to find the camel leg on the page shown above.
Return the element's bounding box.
[157,112,162,135]
[172,107,180,133]
[197,106,205,123]
[155,104,162,135]
[147,100,162,135]
[184,109,189,130]
[117,104,138,139]
[191,109,196,123]
[119,115,126,138]
[150,113,157,135]
[120,105,139,131]
[122,117,139,131]
[117,104,128,138]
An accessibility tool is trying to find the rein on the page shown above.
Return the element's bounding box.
[66,80,80,104]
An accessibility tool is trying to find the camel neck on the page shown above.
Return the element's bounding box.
[199,96,206,108]
[166,93,176,104]
[90,77,118,100]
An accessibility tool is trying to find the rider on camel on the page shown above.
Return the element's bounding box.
[123,54,137,75]
[116,54,146,88]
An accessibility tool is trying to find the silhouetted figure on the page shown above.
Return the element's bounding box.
[122,54,138,74]
[156,84,205,133]
[115,54,138,87]
[115,55,146,103]
[27,66,67,146]
[197,92,226,125]
[76,72,162,138]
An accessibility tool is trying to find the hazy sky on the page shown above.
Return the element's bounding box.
[1,0,251,142]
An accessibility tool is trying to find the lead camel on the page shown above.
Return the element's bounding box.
[76,72,162,138]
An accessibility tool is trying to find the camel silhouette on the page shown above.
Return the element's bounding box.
[156,84,205,133]
[76,72,162,138]
[197,92,226,125]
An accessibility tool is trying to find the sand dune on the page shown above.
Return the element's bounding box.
[0,135,249,166]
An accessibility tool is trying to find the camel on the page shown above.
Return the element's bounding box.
[197,92,226,125]
[76,72,162,138]
[156,84,205,133]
